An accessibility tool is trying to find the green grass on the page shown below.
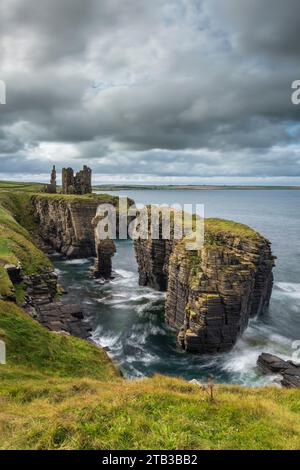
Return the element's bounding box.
[0,181,299,450]
[0,185,128,299]
[33,191,121,206]
[0,301,119,380]
[205,218,262,240]
[0,301,300,450]
[0,181,45,193]
[0,192,52,299]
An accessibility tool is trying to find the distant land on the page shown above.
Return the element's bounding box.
[1,181,300,193]
[93,184,300,191]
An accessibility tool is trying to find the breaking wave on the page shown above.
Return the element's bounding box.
[53,252,300,386]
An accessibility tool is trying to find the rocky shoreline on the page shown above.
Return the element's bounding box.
[1,193,276,359]
[4,260,90,339]
[257,353,300,388]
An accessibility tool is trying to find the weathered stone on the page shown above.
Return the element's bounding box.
[62,167,75,194]
[93,239,116,278]
[44,165,57,194]
[5,263,23,284]
[134,217,275,354]
[257,353,300,388]
[62,165,92,195]
[33,197,100,257]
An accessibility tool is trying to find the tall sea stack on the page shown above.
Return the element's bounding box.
[134,218,275,353]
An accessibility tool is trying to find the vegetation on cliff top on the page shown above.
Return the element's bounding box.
[205,218,262,241]
[0,181,298,450]
[0,192,51,299]
[0,301,119,380]
[0,185,120,299]
[1,300,300,450]
[0,181,45,193]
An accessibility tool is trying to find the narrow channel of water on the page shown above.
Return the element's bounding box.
[53,189,300,386]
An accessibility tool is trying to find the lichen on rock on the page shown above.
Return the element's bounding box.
[134,217,275,354]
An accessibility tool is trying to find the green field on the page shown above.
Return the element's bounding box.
[1,301,300,450]
[0,181,299,450]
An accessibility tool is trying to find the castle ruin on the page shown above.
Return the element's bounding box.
[62,166,92,195]
[45,165,92,195]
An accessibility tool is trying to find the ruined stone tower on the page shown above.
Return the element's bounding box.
[45,165,57,193]
[74,165,92,194]
[62,165,92,195]
[62,167,75,194]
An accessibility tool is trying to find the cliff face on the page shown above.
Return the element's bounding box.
[32,195,119,258]
[134,238,173,290]
[135,218,275,353]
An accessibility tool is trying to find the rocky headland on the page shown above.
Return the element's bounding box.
[32,194,120,258]
[0,189,275,355]
[134,217,275,353]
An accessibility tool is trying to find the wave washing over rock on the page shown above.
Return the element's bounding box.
[3,192,278,382]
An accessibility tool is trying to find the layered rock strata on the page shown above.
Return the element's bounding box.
[135,218,275,353]
[5,263,89,338]
[32,195,119,258]
[258,353,300,388]
[93,239,116,279]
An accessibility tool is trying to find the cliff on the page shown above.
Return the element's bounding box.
[135,217,275,353]
[0,192,92,337]
[32,193,120,258]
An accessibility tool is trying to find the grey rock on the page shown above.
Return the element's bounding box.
[257,353,300,388]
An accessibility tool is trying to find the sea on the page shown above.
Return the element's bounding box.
[53,189,300,386]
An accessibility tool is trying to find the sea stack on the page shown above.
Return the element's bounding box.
[134,217,275,354]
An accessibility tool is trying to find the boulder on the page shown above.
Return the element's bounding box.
[257,353,300,388]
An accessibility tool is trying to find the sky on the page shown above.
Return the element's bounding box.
[0,0,300,185]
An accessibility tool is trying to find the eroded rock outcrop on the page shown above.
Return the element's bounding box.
[135,218,275,353]
[134,238,173,291]
[5,262,89,338]
[32,194,119,258]
[258,353,300,388]
[93,239,116,278]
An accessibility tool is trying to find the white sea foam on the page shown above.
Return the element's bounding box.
[54,268,65,275]
[91,326,121,349]
[126,351,158,365]
[220,318,296,386]
[274,282,300,301]
[64,258,90,265]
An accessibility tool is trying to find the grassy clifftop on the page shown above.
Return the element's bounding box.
[0,186,121,299]
[0,191,51,299]
[0,181,299,450]
[0,300,300,450]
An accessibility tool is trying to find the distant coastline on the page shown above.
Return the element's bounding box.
[1,180,300,192]
[93,184,300,191]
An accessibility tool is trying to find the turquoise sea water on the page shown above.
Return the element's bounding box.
[53,190,300,386]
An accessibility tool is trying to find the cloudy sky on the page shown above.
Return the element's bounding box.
[0,0,300,185]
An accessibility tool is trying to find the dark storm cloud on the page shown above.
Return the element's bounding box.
[207,0,300,59]
[0,0,300,182]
